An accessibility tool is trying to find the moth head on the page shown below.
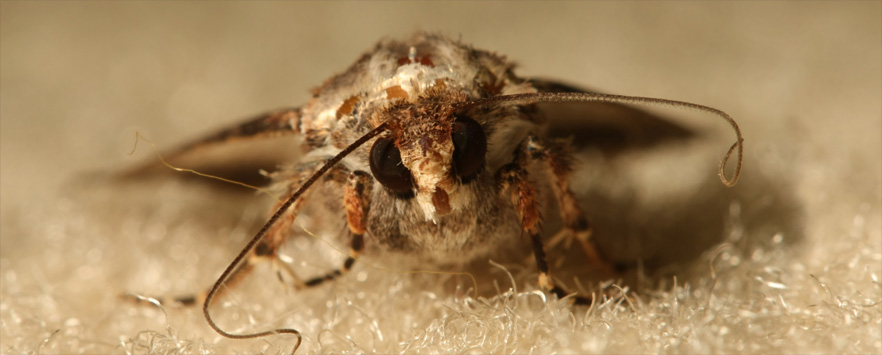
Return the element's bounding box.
[369,106,487,221]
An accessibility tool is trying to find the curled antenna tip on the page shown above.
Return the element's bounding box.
[719,139,744,187]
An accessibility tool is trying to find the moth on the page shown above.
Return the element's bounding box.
[139,32,743,352]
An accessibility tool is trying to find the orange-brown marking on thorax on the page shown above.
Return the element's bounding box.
[335,95,360,119]
[385,85,409,100]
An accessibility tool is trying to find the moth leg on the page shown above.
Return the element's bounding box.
[219,160,357,296]
[301,170,373,288]
[497,144,591,305]
[525,136,613,274]
[179,180,315,307]
[196,161,368,304]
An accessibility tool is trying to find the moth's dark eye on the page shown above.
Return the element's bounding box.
[369,136,415,196]
[451,115,487,183]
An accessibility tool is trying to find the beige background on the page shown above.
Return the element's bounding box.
[2,2,880,354]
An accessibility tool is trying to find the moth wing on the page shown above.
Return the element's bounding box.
[530,78,695,154]
[123,108,302,186]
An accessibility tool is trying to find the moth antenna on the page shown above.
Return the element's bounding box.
[202,122,389,354]
[458,92,744,186]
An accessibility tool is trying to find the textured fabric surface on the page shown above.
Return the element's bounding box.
[2,2,880,354]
